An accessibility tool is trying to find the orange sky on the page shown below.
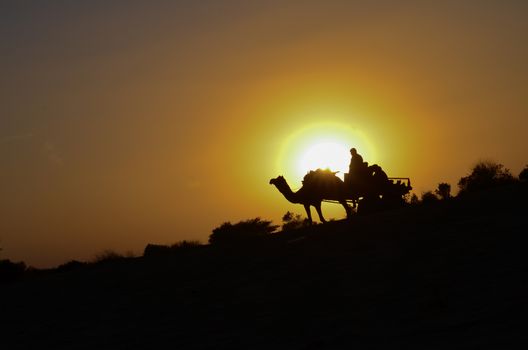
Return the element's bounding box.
[1,1,527,267]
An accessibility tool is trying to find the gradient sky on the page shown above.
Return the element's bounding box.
[1,1,527,267]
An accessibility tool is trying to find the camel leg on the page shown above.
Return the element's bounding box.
[340,200,353,219]
[304,204,313,224]
[315,202,327,223]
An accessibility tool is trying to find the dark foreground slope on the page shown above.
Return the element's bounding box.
[1,184,527,349]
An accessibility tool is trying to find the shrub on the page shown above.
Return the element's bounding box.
[458,161,515,193]
[519,165,528,182]
[0,259,26,284]
[170,240,202,250]
[143,240,202,257]
[408,193,420,205]
[93,249,124,264]
[209,218,278,245]
[56,260,87,273]
[143,244,171,257]
[435,182,451,200]
[421,191,439,204]
[281,211,310,231]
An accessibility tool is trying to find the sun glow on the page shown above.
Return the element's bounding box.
[276,121,376,183]
[298,141,350,176]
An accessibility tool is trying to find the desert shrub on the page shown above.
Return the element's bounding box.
[421,191,439,205]
[281,211,310,231]
[144,240,202,257]
[0,259,26,284]
[170,240,202,250]
[56,260,87,273]
[209,218,278,245]
[143,244,171,257]
[408,193,420,205]
[93,249,125,264]
[519,165,528,182]
[124,251,137,258]
[435,182,451,200]
[458,161,515,194]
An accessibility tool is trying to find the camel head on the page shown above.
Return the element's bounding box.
[269,176,285,186]
[269,175,297,204]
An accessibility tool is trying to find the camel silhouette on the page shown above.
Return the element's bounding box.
[269,169,352,223]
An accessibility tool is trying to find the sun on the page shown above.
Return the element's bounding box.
[297,141,350,176]
[276,121,376,183]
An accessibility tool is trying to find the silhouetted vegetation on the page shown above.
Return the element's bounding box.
[520,165,528,182]
[0,259,26,284]
[435,182,451,200]
[458,161,516,194]
[421,191,439,205]
[92,249,126,264]
[143,244,172,257]
[171,240,201,249]
[408,193,419,205]
[281,211,311,231]
[208,218,278,245]
[55,260,88,273]
[143,240,202,257]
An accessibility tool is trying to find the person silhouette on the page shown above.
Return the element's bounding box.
[370,164,388,183]
[369,164,389,192]
[348,148,364,176]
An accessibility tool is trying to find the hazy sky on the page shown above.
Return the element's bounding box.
[1,1,527,267]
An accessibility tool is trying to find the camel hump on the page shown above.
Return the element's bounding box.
[302,168,341,186]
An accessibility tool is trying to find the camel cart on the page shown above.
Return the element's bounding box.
[270,169,412,223]
[325,174,412,213]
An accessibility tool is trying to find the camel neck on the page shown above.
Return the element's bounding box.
[275,181,300,204]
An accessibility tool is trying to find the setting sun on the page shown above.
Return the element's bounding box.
[276,121,375,183]
[298,141,350,177]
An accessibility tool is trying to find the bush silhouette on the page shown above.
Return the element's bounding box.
[170,240,201,249]
[421,191,439,205]
[435,183,451,200]
[56,260,87,273]
[209,218,278,245]
[93,250,125,264]
[281,211,311,231]
[0,259,26,284]
[458,161,515,194]
[408,193,420,205]
[519,165,528,182]
[144,240,202,257]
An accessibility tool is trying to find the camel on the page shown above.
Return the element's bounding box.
[269,169,352,223]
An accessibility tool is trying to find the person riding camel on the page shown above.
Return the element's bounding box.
[345,147,367,204]
[348,148,363,175]
[349,147,368,183]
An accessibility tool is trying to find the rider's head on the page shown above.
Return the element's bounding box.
[350,148,357,155]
